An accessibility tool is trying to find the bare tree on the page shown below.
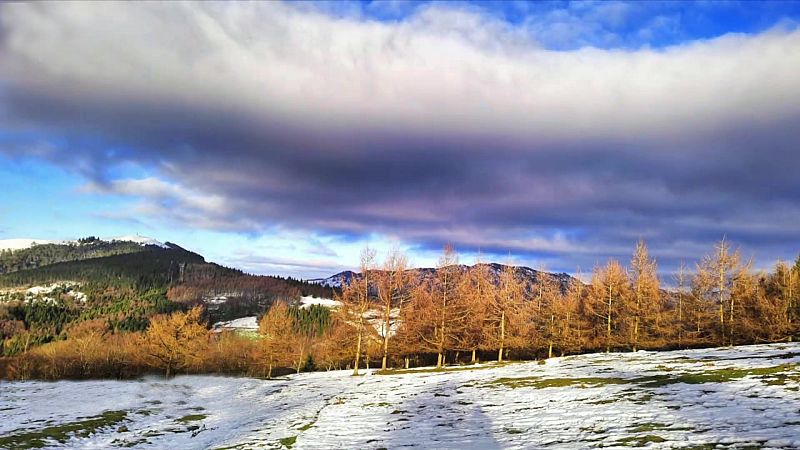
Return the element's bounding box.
[143,306,208,378]
[338,247,376,376]
[258,302,295,378]
[589,260,631,353]
[376,247,410,370]
[487,263,525,362]
[673,261,689,347]
[629,240,659,352]
[696,238,742,346]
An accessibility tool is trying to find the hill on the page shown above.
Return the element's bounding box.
[0,238,334,356]
[309,263,577,292]
[0,236,163,275]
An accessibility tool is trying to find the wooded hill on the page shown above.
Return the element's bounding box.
[0,237,149,274]
[319,263,576,294]
[0,238,334,357]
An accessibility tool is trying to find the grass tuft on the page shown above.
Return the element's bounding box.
[0,410,128,449]
[279,435,297,448]
[175,414,208,424]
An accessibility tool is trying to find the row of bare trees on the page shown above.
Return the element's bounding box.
[5,238,799,380]
[326,239,800,374]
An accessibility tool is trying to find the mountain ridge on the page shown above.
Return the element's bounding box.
[308,263,577,291]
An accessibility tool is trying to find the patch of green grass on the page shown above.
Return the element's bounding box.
[628,422,687,433]
[363,402,391,407]
[489,376,630,389]
[0,410,128,449]
[615,434,666,447]
[637,364,797,387]
[376,364,506,376]
[175,414,208,424]
[298,421,315,431]
[111,437,149,448]
[279,435,297,448]
[630,422,669,433]
[588,398,617,405]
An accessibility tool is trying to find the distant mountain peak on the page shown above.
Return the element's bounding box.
[308,264,577,291]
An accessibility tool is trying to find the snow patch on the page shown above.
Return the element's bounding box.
[299,296,341,309]
[108,235,168,248]
[0,238,63,251]
[212,316,259,333]
[0,235,167,251]
[1,282,86,304]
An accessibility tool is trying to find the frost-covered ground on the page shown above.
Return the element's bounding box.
[2,343,800,449]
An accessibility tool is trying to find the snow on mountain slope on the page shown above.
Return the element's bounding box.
[0,235,167,252]
[3,343,799,449]
[306,271,355,289]
[309,264,576,291]
[107,235,168,248]
[0,238,60,251]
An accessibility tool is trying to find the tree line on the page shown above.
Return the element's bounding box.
[2,238,798,380]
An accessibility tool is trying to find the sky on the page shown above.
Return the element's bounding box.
[1,1,800,279]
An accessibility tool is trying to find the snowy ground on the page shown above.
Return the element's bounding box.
[212,316,259,334]
[299,295,340,309]
[2,343,800,449]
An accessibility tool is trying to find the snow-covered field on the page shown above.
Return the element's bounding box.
[2,343,800,449]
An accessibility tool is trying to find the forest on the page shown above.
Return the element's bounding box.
[1,237,798,380]
[0,237,149,274]
[0,240,333,366]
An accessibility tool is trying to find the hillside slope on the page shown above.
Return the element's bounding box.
[0,237,159,275]
[1,343,798,449]
[0,239,334,355]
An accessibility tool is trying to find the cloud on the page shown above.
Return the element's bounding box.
[1,2,800,273]
[221,252,349,279]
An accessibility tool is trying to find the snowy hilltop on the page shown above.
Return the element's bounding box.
[0,235,167,252]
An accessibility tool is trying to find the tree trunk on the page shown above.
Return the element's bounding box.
[498,310,505,362]
[633,280,641,352]
[353,326,362,376]
[719,244,725,346]
[678,290,683,346]
[382,302,391,370]
[606,283,613,353]
[729,293,735,346]
[438,273,448,369]
[471,349,477,364]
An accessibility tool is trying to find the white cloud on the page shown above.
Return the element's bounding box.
[2,2,800,274]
